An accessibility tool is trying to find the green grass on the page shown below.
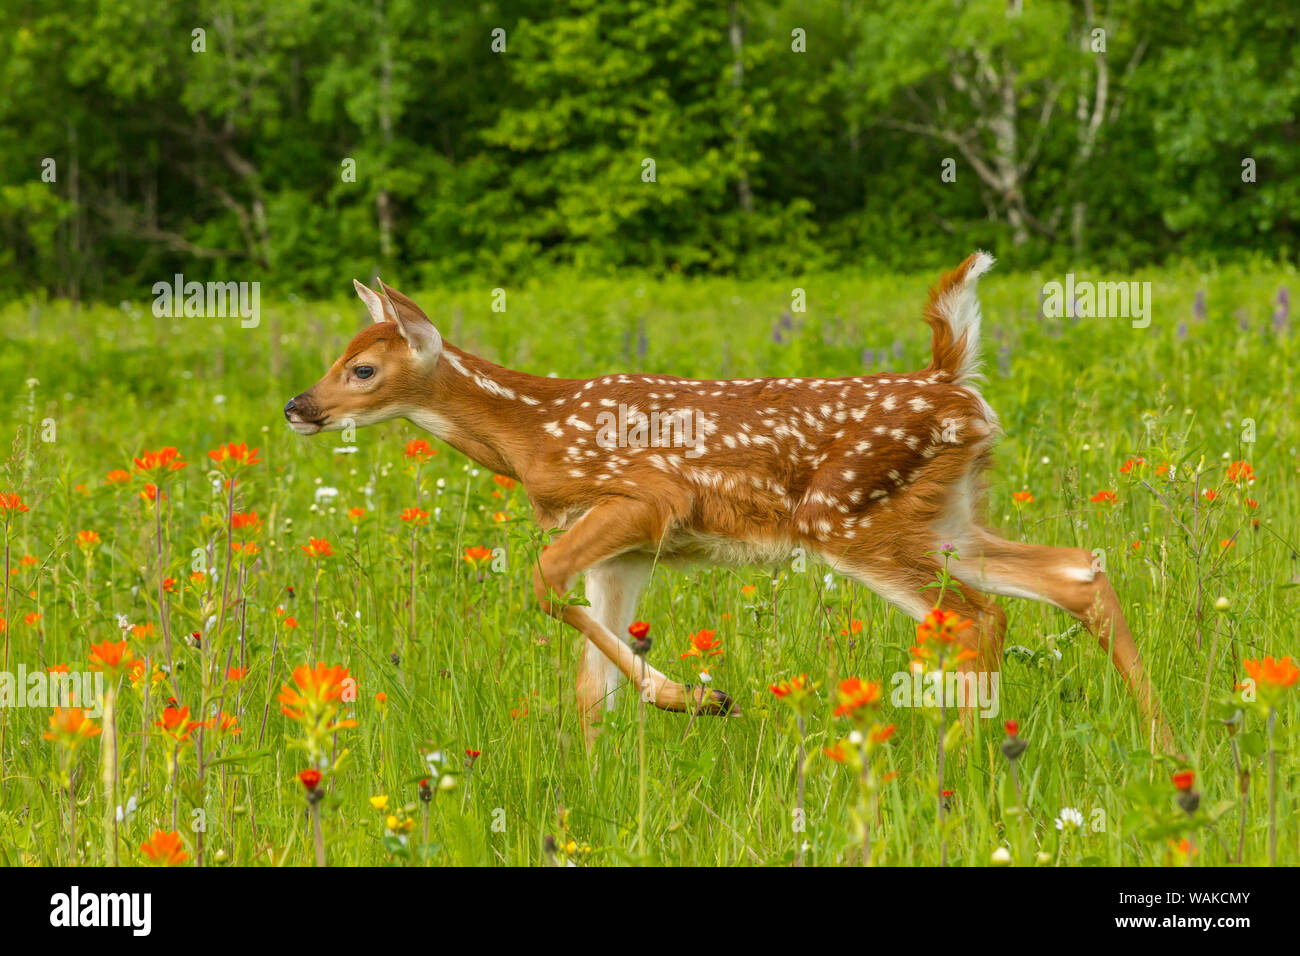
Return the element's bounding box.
[0,261,1297,866]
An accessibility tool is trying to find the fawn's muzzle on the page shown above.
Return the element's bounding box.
[284,394,326,433]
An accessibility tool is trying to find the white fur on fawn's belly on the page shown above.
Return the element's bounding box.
[654,530,794,569]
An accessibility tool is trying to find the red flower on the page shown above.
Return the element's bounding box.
[1004,719,1019,737]
[1226,460,1255,485]
[88,640,134,677]
[680,628,723,659]
[0,493,31,516]
[823,742,848,763]
[155,705,199,742]
[492,474,516,490]
[833,677,881,718]
[231,511,262,533]
[207,442,261,470]
[140,830,188,866]
[628,621,651,640]
[870,723,897,744]
[302,537,333,559]
[405,439,436,463]
[1171,770,1195,792]
[1090,489,1118,505]
[298,769,322,790]
[133,447,187,477]
[769,674,810,699]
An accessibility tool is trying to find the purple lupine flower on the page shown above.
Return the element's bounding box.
[1176,321,1188,340]
[1274,287,1290,333]
[861,348,875,367]
[1194,289,1206,321]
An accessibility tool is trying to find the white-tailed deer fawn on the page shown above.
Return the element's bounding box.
[285,253,1172,750]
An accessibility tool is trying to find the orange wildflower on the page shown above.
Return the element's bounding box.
[833,677,881,718]
[43,707,101,749]
[0,493,31,517]
[680,629,723,660]
[140,830,188,866]
[133,447,187,477]
[404,439,436,463]
[1226,460,1255,485]
[278,662,357,729]
[302,537,333,559]
[207,442,261,470]
[155,705,199,742]
[88,640,134,677]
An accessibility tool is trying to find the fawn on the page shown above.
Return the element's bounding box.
[285,253,1172,749]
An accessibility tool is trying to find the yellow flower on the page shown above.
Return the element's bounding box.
[370,795,389,811]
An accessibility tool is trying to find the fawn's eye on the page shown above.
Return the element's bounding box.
[353,365,374,380]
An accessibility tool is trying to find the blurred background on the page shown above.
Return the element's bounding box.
[2,0,1297,301]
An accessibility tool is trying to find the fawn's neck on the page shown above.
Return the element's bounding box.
[406,344,564,479]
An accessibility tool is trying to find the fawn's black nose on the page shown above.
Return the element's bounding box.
[283,398,297,418]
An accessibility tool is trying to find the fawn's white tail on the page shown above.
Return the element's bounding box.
[922,250,995,385]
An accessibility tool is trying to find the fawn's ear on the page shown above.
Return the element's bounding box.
[377,280,443,361]
[353,279,396,324]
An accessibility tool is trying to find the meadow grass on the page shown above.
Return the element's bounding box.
[0,261,1296,867]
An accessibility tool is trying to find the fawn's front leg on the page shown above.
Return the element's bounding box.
[532,500,735,738]
[577,555,653,739]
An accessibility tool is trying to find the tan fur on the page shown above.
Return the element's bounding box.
[287,261,1173,750]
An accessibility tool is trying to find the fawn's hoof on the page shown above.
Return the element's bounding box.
[689,685,739,717]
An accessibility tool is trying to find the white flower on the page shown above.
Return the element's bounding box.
[848,730,863,745]
[699,672,712,684]
[991,846,1012,865]
[1055,807,1084,831]
[213,394,226,405]
[115,794,139,822]
[314,486,339,504]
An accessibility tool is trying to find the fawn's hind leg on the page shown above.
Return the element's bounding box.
[955,528,1173,750]
[831,552,1007,709]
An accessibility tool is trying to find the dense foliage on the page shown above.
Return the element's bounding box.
[3,0,1297,299]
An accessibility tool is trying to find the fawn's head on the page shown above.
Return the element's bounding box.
[284,280,443,435]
